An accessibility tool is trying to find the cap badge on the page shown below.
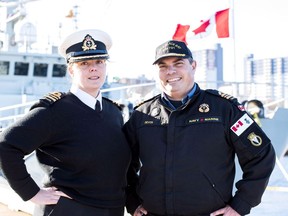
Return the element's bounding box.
[247,132,262,147]
[199,103,210,113]
[82,34,97,51]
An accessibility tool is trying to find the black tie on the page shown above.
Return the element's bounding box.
[95,100,101,112]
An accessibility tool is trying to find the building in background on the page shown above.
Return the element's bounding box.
[244,54,288,107]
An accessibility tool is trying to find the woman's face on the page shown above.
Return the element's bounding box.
[68,59,107,97]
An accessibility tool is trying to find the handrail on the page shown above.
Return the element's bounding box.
[0,114,25,122]
[0,101,35,112]
[0,82,157,131]
[0,82,157,112]
[0,82,287,131]
[101,82,157,92]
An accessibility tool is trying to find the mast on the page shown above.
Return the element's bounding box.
[230,0,237,81]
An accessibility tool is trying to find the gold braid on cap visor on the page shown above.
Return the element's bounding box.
[161,53,186,57]
[68,54,109,63]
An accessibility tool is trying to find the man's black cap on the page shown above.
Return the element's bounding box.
[153,40,193,65]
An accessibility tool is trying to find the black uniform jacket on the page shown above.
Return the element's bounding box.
[0,92,131,209]
[124,84,276,215]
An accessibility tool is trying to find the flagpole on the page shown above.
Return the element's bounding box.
[230,0,236,82]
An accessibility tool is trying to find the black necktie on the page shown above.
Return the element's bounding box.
[95,100,101,112]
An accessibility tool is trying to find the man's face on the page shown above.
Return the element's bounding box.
[157,57,196,100]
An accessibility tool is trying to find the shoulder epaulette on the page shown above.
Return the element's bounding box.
[205,89,238,103]
[30,92,66,110]
[134,94,160,109]
[103,97,124,111]
[205,89,246,112]
[42,92,66,104]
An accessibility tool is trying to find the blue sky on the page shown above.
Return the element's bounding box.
[12,0,288,81]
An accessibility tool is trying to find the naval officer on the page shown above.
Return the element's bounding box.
[124,40,276,216]
[0,29,131,216]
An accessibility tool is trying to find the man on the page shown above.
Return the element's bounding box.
[124,40,276,216]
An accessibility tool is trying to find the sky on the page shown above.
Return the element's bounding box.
[5,0,288,82]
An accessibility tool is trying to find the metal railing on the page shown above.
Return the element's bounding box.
[1,81,288,131]
[0,82,157,131]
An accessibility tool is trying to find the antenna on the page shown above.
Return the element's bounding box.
[73,5,79,30]
[0,0,40,51]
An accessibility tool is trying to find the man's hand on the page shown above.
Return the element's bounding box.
[210,205,240,216]
[30,187,72,205]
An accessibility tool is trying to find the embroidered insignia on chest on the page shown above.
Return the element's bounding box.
[188,117,220,124]
[82,34,97,51]
[144,121,154,124]
[247,132,262,146]
[199,103,210,113]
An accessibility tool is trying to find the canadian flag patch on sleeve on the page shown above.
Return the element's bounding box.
[231,113,253,136]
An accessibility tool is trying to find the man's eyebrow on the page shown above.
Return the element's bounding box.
[158,58,184,65]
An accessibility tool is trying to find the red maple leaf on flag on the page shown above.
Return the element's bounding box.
[172,8,230,43]
[192,19,210,35]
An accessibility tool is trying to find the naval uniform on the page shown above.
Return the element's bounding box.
[0,89,131,216]
[124,83,275,216]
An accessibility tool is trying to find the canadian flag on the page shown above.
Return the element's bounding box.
[230,113,253,136]
[172,24,190,44]
[231,120,243,132]
[172,8,230,43]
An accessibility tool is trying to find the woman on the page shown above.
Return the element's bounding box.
[0,29,131,216]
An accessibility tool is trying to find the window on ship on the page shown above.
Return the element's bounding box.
[52,64,66,77]
[14,62,29,76]
[33,63,48,77]
[0,61,9,75]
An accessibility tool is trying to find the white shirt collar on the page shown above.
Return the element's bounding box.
[70,85,102,110]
